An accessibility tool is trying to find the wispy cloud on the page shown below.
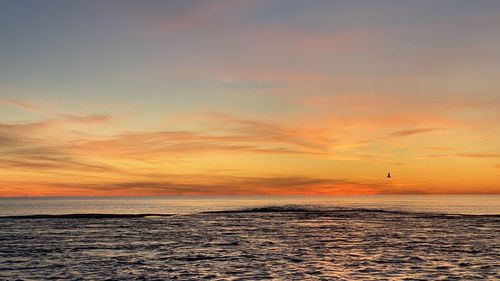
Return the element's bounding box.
[458,153,500,159]
[56,114,113,124]
[386,128,440,138]
[124,0,260,31]
[426,154,449,158]
[0,114,117,175]
[205,113,333,151]
[426,152,500,159]
[2,175,382,196]
[0,98,39,112]
[426,146,456,151]
[62,112,334,159]
[454,99,500,110]
[0,114,112,134]
[0,147,117,173]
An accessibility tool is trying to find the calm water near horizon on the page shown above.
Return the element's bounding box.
[0,195,498,216]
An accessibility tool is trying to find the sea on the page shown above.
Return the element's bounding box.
[0,195,498,280]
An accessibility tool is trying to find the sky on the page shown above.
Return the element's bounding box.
[0,0,499,196]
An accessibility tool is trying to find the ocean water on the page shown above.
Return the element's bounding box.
[0,195,499,216]
[0,196,498,280]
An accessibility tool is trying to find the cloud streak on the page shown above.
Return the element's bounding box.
[0,114,118,176]
[1,175,384,197]
[0,114,112,134]
[65,113,334,158]
[458,153,500,159]
[427,153,500,159]
[386,128,440,138]
[0,98,39,112]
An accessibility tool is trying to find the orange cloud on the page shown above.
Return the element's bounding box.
[426,146,456,151]
[57,114,113,124]
[385,128,440,138]
[426,153,500,159]
[0,114,117,177]
[0,110,498,196]
[458,153,500,159]
[0,175,385,197]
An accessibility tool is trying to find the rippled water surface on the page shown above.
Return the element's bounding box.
[0,209,498,280]
[0,196,499,280]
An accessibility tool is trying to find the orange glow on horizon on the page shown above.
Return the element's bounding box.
[0,1,499,196]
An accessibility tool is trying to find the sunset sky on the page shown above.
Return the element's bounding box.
[0,0,499,196]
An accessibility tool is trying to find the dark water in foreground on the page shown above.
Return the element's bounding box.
[0,209,499,280]
[0,196,499,280]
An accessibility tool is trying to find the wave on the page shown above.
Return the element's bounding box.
[202,205,500,218]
